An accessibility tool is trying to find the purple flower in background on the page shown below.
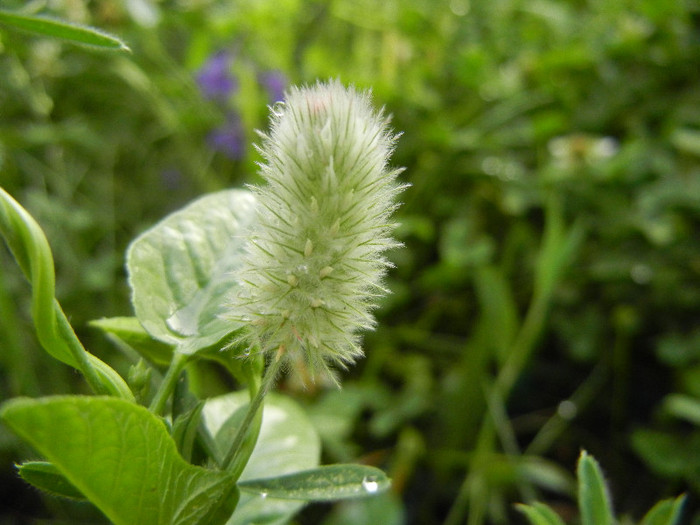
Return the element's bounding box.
[196,51,237,100]
[258,70,287,103]
[207,115,245,160]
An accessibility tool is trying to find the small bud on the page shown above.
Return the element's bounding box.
[127,359,152,404]
[229,80,405,383]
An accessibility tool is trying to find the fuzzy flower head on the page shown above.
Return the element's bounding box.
[230,80,404,382]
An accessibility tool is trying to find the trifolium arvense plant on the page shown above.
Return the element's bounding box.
[229,80,406,384]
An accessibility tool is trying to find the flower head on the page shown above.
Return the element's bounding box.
[229,80,404,383]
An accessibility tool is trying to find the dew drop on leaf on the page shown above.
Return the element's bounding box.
[361,476,379,493]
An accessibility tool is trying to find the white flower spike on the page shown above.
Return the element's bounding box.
[230,80,405,383]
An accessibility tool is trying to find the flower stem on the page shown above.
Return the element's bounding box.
[149,351,189,415]
[222,347,285,477]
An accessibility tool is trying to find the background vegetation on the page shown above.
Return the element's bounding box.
[1,0,699,523]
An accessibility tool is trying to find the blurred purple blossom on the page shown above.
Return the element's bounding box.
[207,116,245,160]
[258,70,287,103]
[196,51,237,100]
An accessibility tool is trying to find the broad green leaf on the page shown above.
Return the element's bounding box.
[0,10,130,51]
[127,190,256,355]
[577,451,614,525]
[18,461,85,500]
[238,464,391,501]
[1,396,236,525]
[202,391,321,525]
[515,502,566,525]
[640,495,686,525]
[90,316,174,366]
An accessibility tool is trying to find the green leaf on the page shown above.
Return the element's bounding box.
[0,187,133,399]
[473,265,520,363]
[238,464,391,501]
[577,450,615,525]
[0,186,78,368]
[640,495,686,525]
[90,316,174,366]
[18,461,85,500]
[518,456,576,496]
[202,391,321,525]
[662,394,700,426]
[1,396,236,525]
[515,502,566,525]
[671,128,700,157]
[0,10,130,51]
[631,430,700,478]
[127,189,256,355]
[534,195,585,301]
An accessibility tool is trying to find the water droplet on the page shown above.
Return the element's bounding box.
[270,101,285,117]
[260,490,268,499]
[362,476,379,493]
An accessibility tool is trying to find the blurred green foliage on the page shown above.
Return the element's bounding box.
[1,0,698,523]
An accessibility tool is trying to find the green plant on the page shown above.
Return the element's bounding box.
[517,451,685,525]
[0,80,400,524]
[2,1,699,522]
